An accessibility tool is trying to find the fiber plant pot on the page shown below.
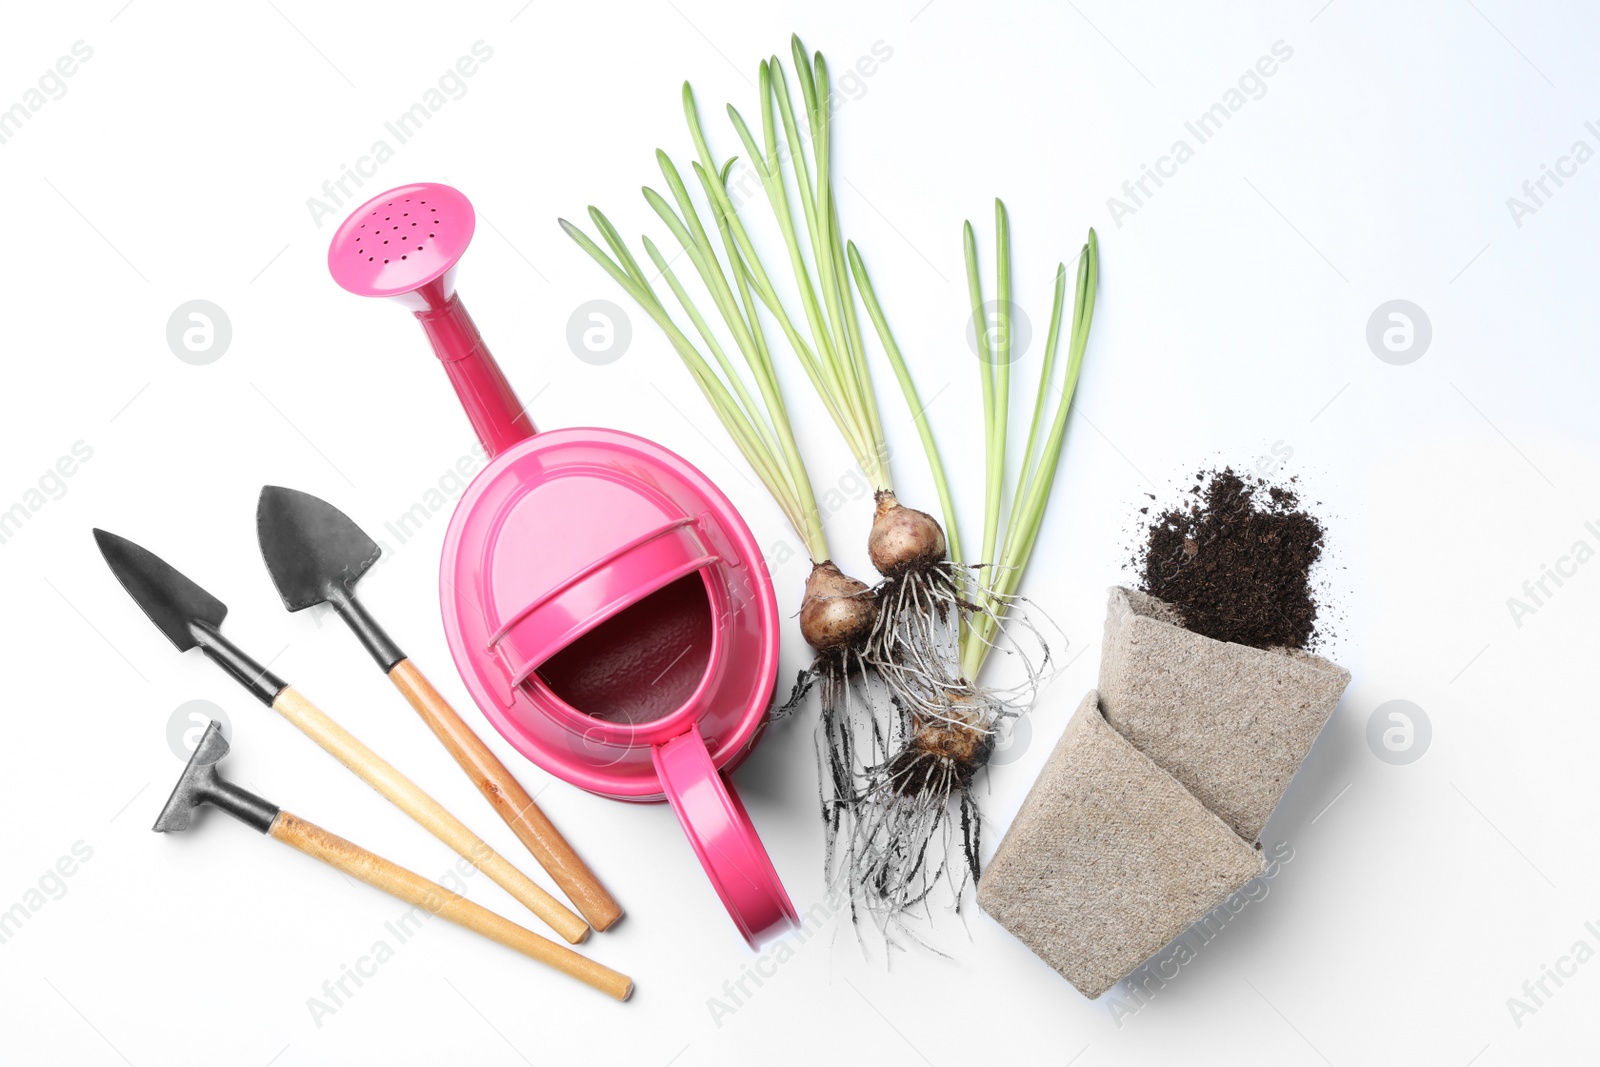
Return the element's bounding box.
[1098,586,1351,843]
[978,690,1263,998]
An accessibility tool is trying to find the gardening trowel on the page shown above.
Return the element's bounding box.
[157,721,632,1000]
[92,528,590,943]
[254,486,622,931]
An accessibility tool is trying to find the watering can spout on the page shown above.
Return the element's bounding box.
[327,182,534,457]
[405,270,458,314]
[416,292,532,456]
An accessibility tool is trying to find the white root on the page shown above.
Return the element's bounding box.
[807,558,1067,943]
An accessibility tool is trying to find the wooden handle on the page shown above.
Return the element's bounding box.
[269,812,632,1002]
[389,659,623,932]
[270,686,591,944]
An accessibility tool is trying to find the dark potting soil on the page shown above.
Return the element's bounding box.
[1135,468,1327,651]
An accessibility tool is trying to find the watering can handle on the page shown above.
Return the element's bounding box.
[653,725,799,948]
[417,292,533,457]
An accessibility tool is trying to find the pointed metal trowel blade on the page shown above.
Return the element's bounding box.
[93,529,228,652]
[256,486,382,612]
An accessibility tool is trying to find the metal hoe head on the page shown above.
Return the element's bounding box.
[93,529,227,652]
[153,721,279,834]
[256,486,381,612]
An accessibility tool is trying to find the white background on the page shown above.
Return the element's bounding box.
[2,1,1598,1064]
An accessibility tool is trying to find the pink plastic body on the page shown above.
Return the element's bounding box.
[330,183,798,946]
[440,428,799,946]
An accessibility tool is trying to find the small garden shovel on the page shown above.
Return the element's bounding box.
[255,485,622,931]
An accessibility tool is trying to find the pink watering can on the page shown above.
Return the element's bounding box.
[329,182,798,946]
